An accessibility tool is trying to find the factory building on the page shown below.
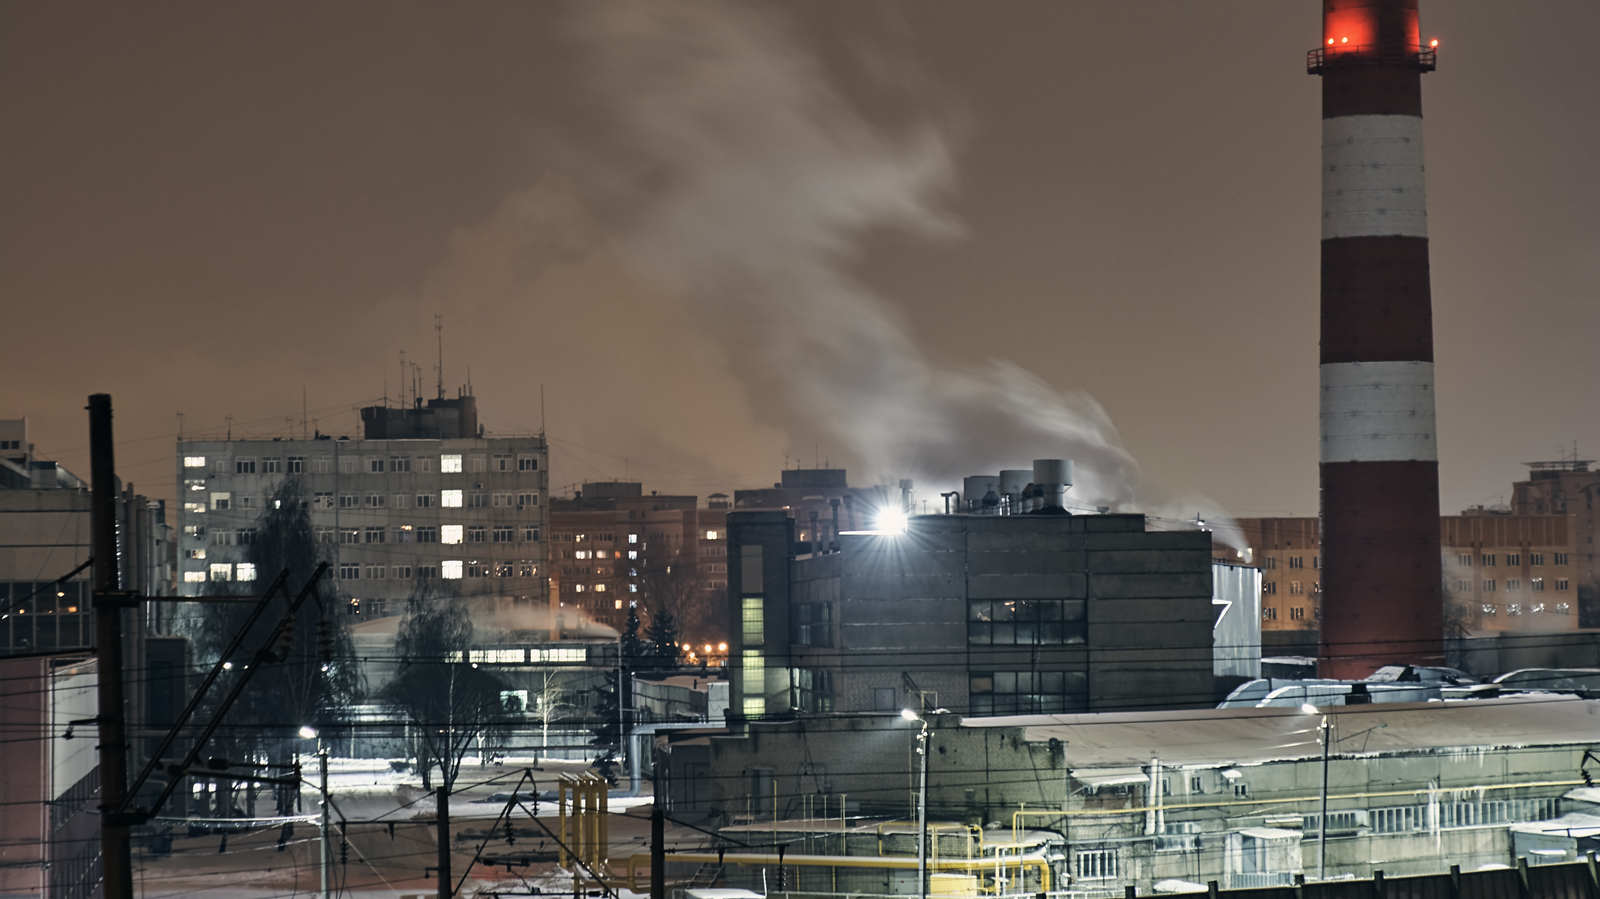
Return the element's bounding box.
[658,696,1593,895]
[726,460,1225,720]
[1312,0,1447,677]
[175,393,547,620]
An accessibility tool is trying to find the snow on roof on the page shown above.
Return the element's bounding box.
[1508,812,1600,838]
[962,695,1600,768]
[1071,767,1147,787]
[1237,827,1303,840]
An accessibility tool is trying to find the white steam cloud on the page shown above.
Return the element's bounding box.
[568,1,1141,509]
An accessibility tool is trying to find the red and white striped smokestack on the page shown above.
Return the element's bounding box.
[1310,0,1443,678]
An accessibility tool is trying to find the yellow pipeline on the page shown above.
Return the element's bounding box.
[1010,777,1586,842]
[623,850,1050,894]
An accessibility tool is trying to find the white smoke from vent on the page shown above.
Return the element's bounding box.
[566,1,1138,508]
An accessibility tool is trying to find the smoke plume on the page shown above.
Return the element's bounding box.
[564,1,1141,508]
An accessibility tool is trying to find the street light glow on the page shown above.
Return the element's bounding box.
[876,508,908,535]
[298,725,319,740]
[900,707,920,721]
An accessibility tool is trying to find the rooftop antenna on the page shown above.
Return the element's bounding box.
[434,312,444,400]
[225,414,232,441]
[176,411,184,443]
[399,350,408,409]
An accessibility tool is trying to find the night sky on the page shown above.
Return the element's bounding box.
[4,2,1597,522]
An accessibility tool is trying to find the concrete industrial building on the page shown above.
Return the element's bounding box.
[549,482,729,633]
[0,658,99,899]
[0,418,175,899]
[1312,0,1447,677]
[726,498,1221,720]
[175,394,548,620]
[658,696,1595,895]
[1,418,174,652]
[733,468,896,551]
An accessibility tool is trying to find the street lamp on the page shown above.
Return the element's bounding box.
[901,708,931,899]
[299,725,330,899]
[1301,706,1331,881]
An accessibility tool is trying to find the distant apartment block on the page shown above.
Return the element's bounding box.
[1238,459,1599,642]
[549,481,728,632]
[176,395,547,619]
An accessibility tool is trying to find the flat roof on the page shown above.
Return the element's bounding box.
[962,695,1600,768]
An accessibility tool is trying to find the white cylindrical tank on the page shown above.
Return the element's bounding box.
[998,469,1030,515]
[963,475,999,514]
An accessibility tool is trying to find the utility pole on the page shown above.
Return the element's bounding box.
[437,786,452,899]
[650,748,665,899]
[1318,714,1331,880]
[89,394,134,899]
[319,747,331,899]
[916,722,929,899]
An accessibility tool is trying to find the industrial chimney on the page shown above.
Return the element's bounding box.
[1310,0,1444,677]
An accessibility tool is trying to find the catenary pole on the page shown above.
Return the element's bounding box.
[90,394,134,899]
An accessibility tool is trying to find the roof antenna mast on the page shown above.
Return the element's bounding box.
[434,313,445,400]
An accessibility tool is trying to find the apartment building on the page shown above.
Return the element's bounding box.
[176,395,547,619]
[548,481,728,634]
[1240,513,1588,649]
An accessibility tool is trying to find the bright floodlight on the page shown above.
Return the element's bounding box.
[298,725,319,740]
[900,708,920,722]
[1300,703,1319,716]
[876,508,908,535]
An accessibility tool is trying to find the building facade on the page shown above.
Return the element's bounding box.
[175,396,548,620]
[1,418,173,651]
[548,482,727,633]
[727,509,1218,720]
[661,697,1592,895]
[1240,507,1593,653]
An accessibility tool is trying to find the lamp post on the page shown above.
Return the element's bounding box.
[1301,706,1331,881]
[300,725,331,899]
[902,709,931,899]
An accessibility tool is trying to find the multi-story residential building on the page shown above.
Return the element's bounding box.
[548,481,728,635]
[175,395,547,619]
[1239,513,1593,655]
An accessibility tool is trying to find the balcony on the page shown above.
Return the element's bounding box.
[1307,44,1437,74]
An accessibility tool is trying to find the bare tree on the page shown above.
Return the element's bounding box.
[532,670,580,761]
[383,577,511,791]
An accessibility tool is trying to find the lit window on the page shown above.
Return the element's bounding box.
[628,584,638,593]
[442,560,464,580]
[441,525,464,545]
[440,454,462,473]
[614,599,624,609]
[628,550,638,560]
[208,563,233,582]
[628,534,639,544]
[235,563,257,582]
[705,530,720,541]
[441,489,463,508]
[575,584,586,593]
[184,570,207,584]
[742,598,764,646]
[596,584,607,592]
[184,502,205,515]
[183,455,207,468]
